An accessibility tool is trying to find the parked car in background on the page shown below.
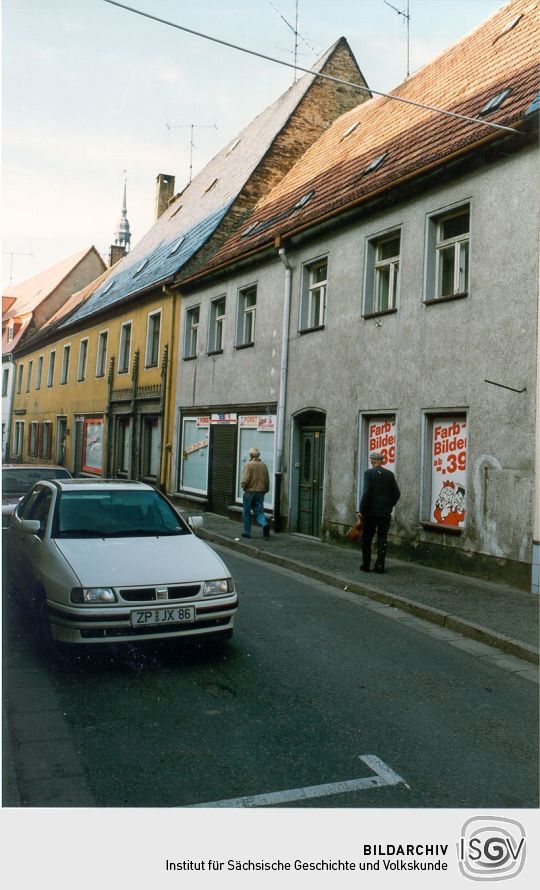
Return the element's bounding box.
[2,464,73,529]
[6,479,237,653]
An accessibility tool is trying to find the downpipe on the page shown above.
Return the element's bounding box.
[274,246,292,532]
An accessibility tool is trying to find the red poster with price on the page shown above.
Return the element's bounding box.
[431,416,467,527]
[367,417,396,471]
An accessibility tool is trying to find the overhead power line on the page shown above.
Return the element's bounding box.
[102,0,520,135]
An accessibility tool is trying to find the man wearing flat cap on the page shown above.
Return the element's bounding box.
[357,451,400,574]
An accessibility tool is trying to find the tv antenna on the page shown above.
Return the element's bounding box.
[166,122,218,182]
[266,0,318,82]
[384,0,411,78]
[2,251,34,286]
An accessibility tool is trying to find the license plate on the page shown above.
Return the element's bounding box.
[130,606,196,627]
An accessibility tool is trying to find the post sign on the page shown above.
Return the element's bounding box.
[431,416,467,527]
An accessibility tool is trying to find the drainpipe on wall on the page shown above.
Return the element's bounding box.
[274,246,293,532]
[533,289,540,594]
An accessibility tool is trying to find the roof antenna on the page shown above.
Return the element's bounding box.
[166,122,218,183]
[384,0,411,78]
[2,251,34,286]
[266,0,318,83]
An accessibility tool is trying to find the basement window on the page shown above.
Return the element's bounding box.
[479,88,512,116]
[363,152,388,175]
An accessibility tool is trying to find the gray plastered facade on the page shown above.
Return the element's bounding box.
[173,143,539,589]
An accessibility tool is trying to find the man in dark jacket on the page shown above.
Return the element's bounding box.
[358,451,400,574]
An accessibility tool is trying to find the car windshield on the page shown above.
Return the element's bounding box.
[2,467,71,495]
[53,489,190,539]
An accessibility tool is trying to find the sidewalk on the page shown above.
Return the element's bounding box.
[194,512,539,665]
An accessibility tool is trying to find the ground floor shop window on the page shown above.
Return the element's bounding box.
[424,413,467,528]
[236,415,275,509]
[82,417,103,475]
[358,414,397,504]
[180,416,210,493]
[40,421,52,459]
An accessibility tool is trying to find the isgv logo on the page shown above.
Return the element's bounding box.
[458,817,526,881]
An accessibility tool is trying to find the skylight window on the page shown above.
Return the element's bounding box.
[294,191,315,209]
[134,259,149,276]
[100,280,114,295]
[479,88,512,116]
[494,14,523,42]
[363,153,388,175]
[226,138,241,155]
[340,121,360,140]
[169,203,183,219]
[242,222,259,238]
[205,178,218,193]
[169,236,185,256]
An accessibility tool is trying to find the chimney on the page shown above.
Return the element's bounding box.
[155,173,175,219]
[109,244,127,267]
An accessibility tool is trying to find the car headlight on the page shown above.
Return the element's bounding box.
[203,578,235,597]
[70,587,117,604]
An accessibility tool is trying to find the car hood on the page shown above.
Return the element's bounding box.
[54,534,229,587]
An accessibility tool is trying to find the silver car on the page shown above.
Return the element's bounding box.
[2,464,72,529]
[6,479,237,652]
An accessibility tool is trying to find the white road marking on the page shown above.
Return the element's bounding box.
[187,754,406,808]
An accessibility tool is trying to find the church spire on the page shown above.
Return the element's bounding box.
[114,173,131,251]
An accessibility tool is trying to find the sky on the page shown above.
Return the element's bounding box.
[2,0,506,289]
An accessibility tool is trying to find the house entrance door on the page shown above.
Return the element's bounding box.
[298,428,325,536]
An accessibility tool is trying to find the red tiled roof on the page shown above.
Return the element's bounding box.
[187,0,538,279]
[2,246,99,317]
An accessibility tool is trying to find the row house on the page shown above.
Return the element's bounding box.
[171,0,539,591]
[8,38,368,490]
[2,247,105,459]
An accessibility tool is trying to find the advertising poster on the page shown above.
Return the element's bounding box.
[431,416,467,527]
[82,418,103,474]
[367,416,396,470]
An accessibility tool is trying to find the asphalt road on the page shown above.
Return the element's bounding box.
[4,545,538,808]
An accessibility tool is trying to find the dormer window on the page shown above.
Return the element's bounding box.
[479,88,512,116]
[134,258,149,276]
[7,324,14,341]
[169,236,185,256]
[340,121,360,140]
[363,153,388,175]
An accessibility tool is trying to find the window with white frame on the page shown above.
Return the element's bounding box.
[96,331,108,378]
[26,361,33,393]
[16,364,23,394]
[77,339,88,381]
[29,421,40,457]
[423,413,468,529]
[364,230,401,315]
[208,297,226,353]
[426,205,470,301]
[180,416,210,493]
[236,285,257,347]
[300,257,327,331]
[35,356,43,390]
[47,351,56,387]
[60,345,71,385]
[183,306,199,358]
[40,421,52,459]
[145,310,161,368]
[118,322,132,373]
[13,421,24,457]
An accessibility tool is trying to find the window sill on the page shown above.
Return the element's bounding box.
[424,292,468,306]
[144,363,158,370]
[234,342,254,350]
[183,354,197,361]
[363,307,398,320]
[207,349,223,356]
[420,521,463,536]
[299,325,325,335]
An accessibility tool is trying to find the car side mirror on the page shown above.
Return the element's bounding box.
[19,519,41,535]
[188,515,203,530]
